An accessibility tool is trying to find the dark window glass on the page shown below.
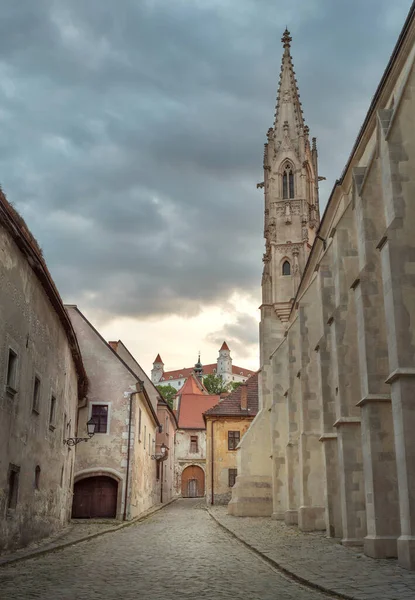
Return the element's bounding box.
[7,464,20,509]
[49,395,56,430]
[6,349,18,393]
[289,170,295,198]
[35,466,41,490]
[282,261,291,276]
[228,431,240,450]
[32,377,41,413]
[91,404,108,433]
[228,468,237,488]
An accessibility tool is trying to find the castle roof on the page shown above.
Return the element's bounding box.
[160,363,254,382]
[154,354,163,364]
[220,341,230,351]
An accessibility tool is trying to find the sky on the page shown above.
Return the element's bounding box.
[0,0,411,375]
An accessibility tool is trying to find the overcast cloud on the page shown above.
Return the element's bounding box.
[0,0,411,364]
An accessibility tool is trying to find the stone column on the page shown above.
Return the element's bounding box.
[377,89,415,568]
[271,337,289,520]
[285,320,300,525]
[297,301,325,531]
[352,160,400,559]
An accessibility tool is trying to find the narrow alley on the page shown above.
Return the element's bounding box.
[0,499,331,600]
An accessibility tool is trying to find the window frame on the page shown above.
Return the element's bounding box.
[282,164,295,199]
[7,464,20,510]
[5,348,18,398]
[90,402,110,434]
[32,375,41,414]
[49,394,57,431]
[282,260,291,276]
[190,435,198,453]
[228,431,240,451]
[228,468,237,488]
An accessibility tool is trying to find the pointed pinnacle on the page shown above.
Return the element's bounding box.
[282,28,292,48]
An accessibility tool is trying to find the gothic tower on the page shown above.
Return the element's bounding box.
[259,29,320,403]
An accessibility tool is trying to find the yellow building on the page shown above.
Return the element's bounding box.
[204,373,258,505]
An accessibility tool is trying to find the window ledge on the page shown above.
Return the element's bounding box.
[6,386,17,399]
[32,408,40,416]
[49,425,56,432]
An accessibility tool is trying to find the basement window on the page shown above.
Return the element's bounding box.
[228,468,237,488]
[7,464,20,509]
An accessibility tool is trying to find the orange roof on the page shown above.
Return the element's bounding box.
[220,341,230,351]
[160,363,254,381]
[176,373,219,428]
[154,354,163,364]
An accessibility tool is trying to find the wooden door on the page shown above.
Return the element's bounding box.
[72,476,117,518]
[181,465,205,497]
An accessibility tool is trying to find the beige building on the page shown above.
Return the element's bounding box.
[0,191,87,553]
[67,307,161,520]
[230,7,415,571]
[204,373,258,506]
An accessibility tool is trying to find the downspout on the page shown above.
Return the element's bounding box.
[123,392,134,521]
[160,460,163,504]
[211,419,218,505]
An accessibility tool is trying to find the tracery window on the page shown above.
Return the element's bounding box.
[283,164,294,199]
[282,261,291,276]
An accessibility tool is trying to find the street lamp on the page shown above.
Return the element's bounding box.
[64,418,96,447]
[151,443,168,460]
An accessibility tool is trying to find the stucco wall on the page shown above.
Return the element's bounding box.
[0,225,78,552]
[205,418,253,505]
[174,429,206,495]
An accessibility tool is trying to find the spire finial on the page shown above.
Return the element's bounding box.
[281,28,292,49]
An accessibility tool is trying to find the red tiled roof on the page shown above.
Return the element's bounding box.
[160,363,254,381]
[154,354,163,364]
[204,372,259,417]
[176,373,219,429]
[220,341,230,351]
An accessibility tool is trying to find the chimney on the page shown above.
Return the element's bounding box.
[240,383,248,410]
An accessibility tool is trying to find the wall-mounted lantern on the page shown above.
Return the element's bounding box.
[151,443,167,461]
[64,418,96,447]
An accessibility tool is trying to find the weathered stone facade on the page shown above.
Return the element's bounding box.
[0,192,86,553]
[67,307,160,520]
[230,8,415,571]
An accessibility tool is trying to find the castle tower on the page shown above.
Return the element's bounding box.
[259,29,319,368]
[217,341,233,383]
[151,354,164,384]
[193,353,203,380]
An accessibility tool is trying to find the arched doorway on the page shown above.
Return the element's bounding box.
[72,476,118,518]
[181,465,205,498]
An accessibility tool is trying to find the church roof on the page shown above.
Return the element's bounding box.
[220,341,230,351]
[273,29,305,139]
[204,372,259,418]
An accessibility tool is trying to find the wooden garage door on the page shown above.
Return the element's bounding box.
[181,465,205,498]
[72,476,118,519]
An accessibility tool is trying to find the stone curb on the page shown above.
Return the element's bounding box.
[0,498,177,568]
[208,508,356,600]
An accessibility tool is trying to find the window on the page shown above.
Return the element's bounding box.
[91,404,108,434]
[144,425,147,448]
[282,260,291,276]
[148,433,151,455]
[49,395,56,430]
[228,431,240,450]
[138,408,142,441]
[282,164,294,199]
[6,349,18,396]
[7,464,20,509]
[190,436,198,453]
[228,468,237,488]
[35,466,41,490]
[32,376,41,414]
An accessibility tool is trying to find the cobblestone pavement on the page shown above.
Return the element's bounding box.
[210,506,415,600]
[0,499,333,600]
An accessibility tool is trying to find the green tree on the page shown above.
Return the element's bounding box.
[229,381,243,392]
[203,374,231,395]
[156,384,177,409]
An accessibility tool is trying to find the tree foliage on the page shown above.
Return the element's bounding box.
[156,384,177,409]
[203,374,231,395]
[229,381,243,392]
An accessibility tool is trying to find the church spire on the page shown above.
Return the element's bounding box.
[273,29,305,139]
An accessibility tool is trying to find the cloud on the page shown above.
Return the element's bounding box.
[0,0,411,322]
[207,312,259,359]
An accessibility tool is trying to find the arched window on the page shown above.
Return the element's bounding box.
[283,164,294,199]
[282,261,291,276]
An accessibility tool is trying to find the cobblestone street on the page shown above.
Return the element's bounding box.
[0,499,331,600]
